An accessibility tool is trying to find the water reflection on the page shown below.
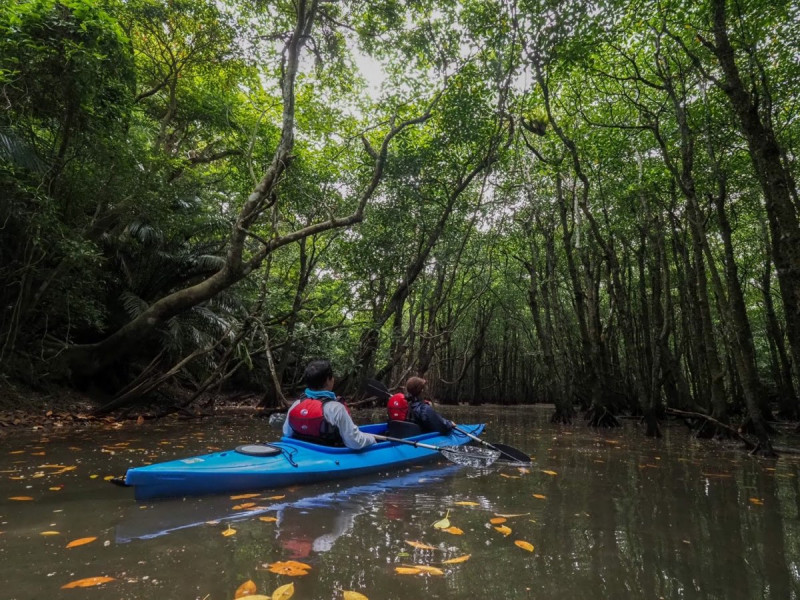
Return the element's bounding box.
[1,408,799,600]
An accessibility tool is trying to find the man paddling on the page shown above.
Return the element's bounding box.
[283,360,376,449]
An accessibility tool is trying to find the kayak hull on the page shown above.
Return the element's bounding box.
[124,423,486,501]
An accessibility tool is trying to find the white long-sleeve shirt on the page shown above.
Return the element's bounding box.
[283,399,376,449]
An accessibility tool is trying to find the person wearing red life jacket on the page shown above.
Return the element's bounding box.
[399,376,454,435]
[283,359,376,449]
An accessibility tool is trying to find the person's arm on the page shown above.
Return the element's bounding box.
[420,403,454,435]
[282,400,300,437]
[325,403,376,449]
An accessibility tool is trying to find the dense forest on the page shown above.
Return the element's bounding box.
[1,0,799,453]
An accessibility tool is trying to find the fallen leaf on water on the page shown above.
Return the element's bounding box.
[66,537,97,548]
[8,496,33,501]
[272,582,295,600]
[265,495,286,500]
[230,493,261,500]
[258,516,278,523]
[749,498,764,505]
[413,565,444,576]
[515,540,535,552]
[442,554,471,564]
[61,576,115,589]
[405,540,437,550]
[222,526,236,537]
[494,525,512,536]
[542,470,558,476]
[442,526,463,535]
[489,517,507,525]
[517,467,530,474]
[494,513,529,518]
[453,501,479,506]
[395,567,422,575]
[266,560,311,576]
[40,531,60,536]
[343,591,368,600]
[500,473,520,479]
[233,502,256,510]
[432,509,450,529]
[532,494,547,499]
[235,579,257,598]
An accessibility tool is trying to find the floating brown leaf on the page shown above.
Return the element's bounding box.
[258,516,278,523]
[8,496,33,501]
[61,576,115,589]
[489,517,507,525]
[453,501,479,506]
[442,526,463,535]
[442,554,471,564]
[265,495,286,500]
[40,531,60,536]
[532,493,547,499]
[413,565,444,576]
[343,591,369,600]
[230,493,261,500]
[395,567,422,575]
[514,540,535,552]
[233,502,256,510]
[234,579,257,598]
[405,540,437,550]
[222,526,236,537]
[542,470,558,476]
[272,582,295,600]
[66,536,97,548]
[499,474,520,479]
[749,498,764,505]
[494,525,512,536]
[266,560,311,576]
[494,513,529,518]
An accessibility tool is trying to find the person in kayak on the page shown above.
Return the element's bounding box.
[284,359,376,449]
[400,376,455,435]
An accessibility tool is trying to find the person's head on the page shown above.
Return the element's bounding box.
[405,376,427,397]
[304,359,334,390]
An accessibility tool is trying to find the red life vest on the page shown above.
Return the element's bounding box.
[387,393,409,421]
[288,396,350,443]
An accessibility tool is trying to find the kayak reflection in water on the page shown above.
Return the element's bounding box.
[283,359,376,449]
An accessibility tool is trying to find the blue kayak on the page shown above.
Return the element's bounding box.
[124,423,486,501]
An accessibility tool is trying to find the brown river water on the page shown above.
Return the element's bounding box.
[1,405,799,600]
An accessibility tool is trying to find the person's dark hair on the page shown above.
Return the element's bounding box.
[406,376,427,397]
[304,359,334,389]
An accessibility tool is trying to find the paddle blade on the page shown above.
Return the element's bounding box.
[440,445,500,468]
[364,379,390,400]
[491,443,532,464]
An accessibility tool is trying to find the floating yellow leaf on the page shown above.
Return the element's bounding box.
[66,537,97,548]
[61,576,115,589]
[405,540,437,550]
[235,579,257,598]
[49,487,62,491]
[432,509,450,529]
[8,496,33,501]
[89,474,99,479]
[494,525,512,536]
[9,450,24,455]
[413,565,445,575]
[515,540,535,552]
[230,493,261,500]
[542,470,558,476]
[266,560,311,576]
[265,495,286,500]
[442,526,463,535]
[442,554,471,564]
[222,526,236,537]
[489,517,507,524]
[103,475,115,481]
[395,567,422,575]
[272,582,295,600]
[500,474,520,479]
[453,501,479,506]
[40,531,60,536]
[233,502,257,510]
[494,513,530,518]
[532,494,547,499]
[749,498,764,505]
[343,591,368,600]
[258,516,278,523]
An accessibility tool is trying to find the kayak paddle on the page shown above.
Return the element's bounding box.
[366,378,531,463]
[373,434,499,468]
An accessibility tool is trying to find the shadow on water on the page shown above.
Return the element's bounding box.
[1,406,800,599]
